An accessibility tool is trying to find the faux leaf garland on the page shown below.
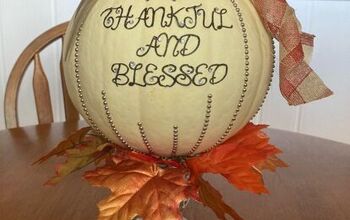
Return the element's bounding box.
[36,123,286,220]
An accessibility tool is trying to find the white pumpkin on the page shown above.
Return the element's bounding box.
[63,0,274,157]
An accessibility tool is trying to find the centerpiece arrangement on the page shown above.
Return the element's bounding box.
[36,0,332,219]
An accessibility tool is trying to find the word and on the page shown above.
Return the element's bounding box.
[136,33,200,57]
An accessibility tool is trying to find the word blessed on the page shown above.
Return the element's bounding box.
[111,62,228,87]
[100,4,233,30]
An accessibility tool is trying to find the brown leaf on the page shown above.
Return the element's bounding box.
[198,177,243,220]
[45,143,112,186]
[33,127,92,165]
[84,157,190,220]
[255,155,288,172]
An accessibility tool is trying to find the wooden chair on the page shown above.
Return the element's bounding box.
[4,22,79,129]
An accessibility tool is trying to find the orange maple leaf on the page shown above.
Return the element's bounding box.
[187,123,283,194]
[84,157,191,220]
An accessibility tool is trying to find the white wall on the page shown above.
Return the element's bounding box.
[0,0,349,144]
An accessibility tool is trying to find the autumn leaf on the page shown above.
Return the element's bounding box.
[255,155,288,172]
[84,157,191,220]
[198,177,243,220]
[187,123,283,194]
[32,126,114,185]
[45,142,112,185]
[33,127,92,165]
[35,123,286,220]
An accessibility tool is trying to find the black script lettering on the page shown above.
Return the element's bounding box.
[111,62,229,87]
[112,63,129,86]
[137,33,200,57]
[209,64,228,85]
[100,5,233,31]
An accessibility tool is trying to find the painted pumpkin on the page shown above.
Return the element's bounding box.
[63,0,274,157]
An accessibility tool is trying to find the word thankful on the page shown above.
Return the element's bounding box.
[100,4,233,30]
[111,62,228,87]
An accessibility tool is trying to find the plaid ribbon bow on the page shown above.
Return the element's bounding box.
[252,0,333,105]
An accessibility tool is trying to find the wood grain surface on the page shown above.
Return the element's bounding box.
[0,121,349,220]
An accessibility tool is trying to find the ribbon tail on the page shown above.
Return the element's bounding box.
[252,0,333,105]
[281,32,333,105]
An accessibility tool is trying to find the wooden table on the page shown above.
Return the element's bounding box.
[0,121,349,220]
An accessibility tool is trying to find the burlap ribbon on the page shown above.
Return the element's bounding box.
[252,0,333,105]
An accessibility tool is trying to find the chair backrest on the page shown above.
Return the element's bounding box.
[4,22,79,129]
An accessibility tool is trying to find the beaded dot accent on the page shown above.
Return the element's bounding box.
[101,90,134,150]
[187,94,213,155]
[251,39,276,119]
[210,0,251,150]
[74,24,101,135]
[137,122,154,154]
[172,126,179,156]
